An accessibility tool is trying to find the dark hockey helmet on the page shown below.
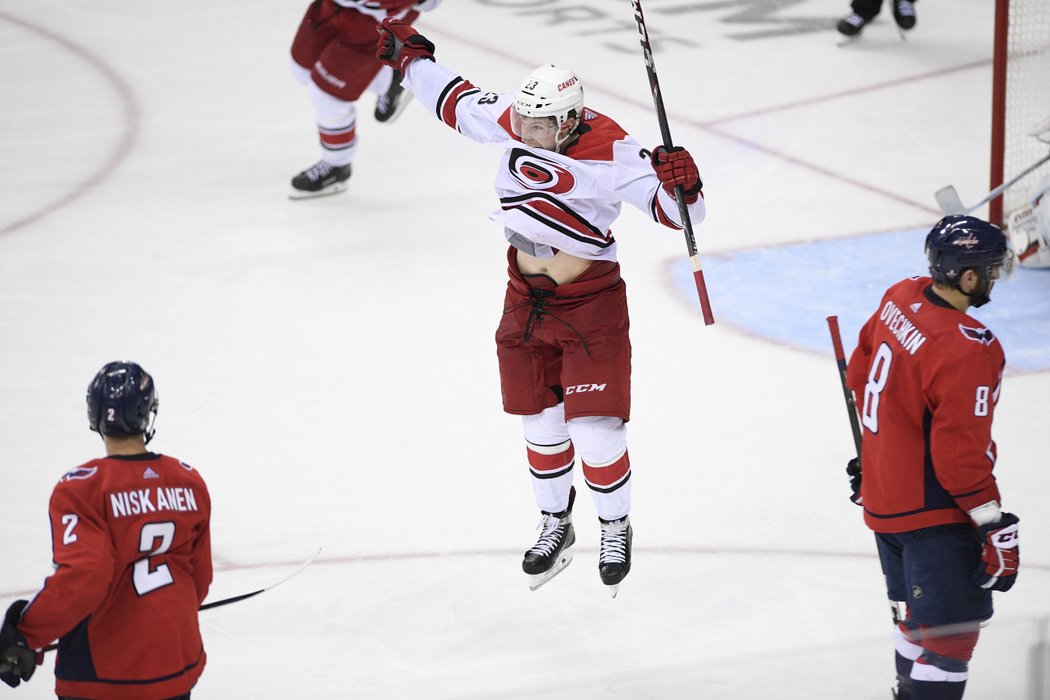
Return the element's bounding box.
[925,215,1012,306]
[86,361,159,443]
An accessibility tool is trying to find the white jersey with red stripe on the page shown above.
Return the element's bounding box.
[401,59,705,262]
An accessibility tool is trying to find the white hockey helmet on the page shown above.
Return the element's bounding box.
[514,64,584,132]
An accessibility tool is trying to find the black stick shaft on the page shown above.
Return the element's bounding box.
[40,549,321,654]
[630,0,715,325]
[827,316,863,458]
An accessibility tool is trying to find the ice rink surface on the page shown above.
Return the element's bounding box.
[1,1,1048,698]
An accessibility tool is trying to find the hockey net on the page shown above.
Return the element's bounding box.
[990,0,1050,226]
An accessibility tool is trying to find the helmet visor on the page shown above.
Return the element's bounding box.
[990,247,1017,280]
[510,110,558,149]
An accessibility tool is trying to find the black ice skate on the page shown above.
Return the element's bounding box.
[893,0,916,38]
[836,13,868,45]
[522,487,576,591]
[289,160,351,200]
[374,71,412,124]
[598,515,633,598]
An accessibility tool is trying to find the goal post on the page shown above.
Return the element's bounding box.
[990,0,1050,226]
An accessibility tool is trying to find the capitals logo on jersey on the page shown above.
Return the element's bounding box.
[508,148,576,195]
[959,324,996,345]
[60,466,98,482]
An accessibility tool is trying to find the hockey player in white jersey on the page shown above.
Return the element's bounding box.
[376,19,705,597]
[1005,175,1050,268]
[288,0,441,199]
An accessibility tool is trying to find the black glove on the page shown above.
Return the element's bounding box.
[845,458,862,506]
[1,601,37,687]
[376,18,435,75]
[973,512,1020,592]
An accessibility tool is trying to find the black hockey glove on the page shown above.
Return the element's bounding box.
[0,601,37,687]
[845,458,862,506]
[376,18,435,75]
[973,512,1020,592]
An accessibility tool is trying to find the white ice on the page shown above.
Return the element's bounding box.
[1,1,1048,698]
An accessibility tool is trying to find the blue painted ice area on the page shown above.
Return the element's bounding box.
[674,228,1050,373]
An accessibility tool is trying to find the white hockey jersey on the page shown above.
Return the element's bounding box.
[401,59,706,262]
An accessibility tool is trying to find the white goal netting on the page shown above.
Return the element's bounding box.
[995,0,1050,223]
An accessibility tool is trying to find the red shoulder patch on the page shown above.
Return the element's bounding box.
[566,109,627,161]
[497,106,522,142]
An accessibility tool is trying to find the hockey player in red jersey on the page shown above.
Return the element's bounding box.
[376,19,705,597]
[288,0,442,199]
[845,216,1019,700]
[0,362,212,700]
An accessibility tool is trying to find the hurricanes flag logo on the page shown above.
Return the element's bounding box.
[508,148,576,195]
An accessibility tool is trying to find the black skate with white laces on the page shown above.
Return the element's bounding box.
[522,487,576,591]
[598,515,632,598]
[836,12,869,43]
[374,70,412,124]
[893,0,916,37]
[289,159,351,200]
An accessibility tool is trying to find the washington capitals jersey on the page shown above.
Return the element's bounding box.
[846,277,1005,533]
[401,59,706,261]
[17,453,212,700]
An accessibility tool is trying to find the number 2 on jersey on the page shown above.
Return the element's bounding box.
[861,343,893,433]
[134,522,176,595]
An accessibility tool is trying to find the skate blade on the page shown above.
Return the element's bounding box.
[607,583,620,599]
[836,35,860,47]
[288,182,348,200]
[526,549,574,591]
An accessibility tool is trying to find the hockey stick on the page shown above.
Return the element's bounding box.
[936,121,1050,216]
[39,548,322,654]
[630,0,715,326]
[935,151,1050,216]
[826,316,862,461]
[199,547,322,611]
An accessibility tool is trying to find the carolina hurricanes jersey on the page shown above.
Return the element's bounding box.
[846,277,1005,534]
[17,453,212,700]
[334,0,441,22]
[401,59,706,261]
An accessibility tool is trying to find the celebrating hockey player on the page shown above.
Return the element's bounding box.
[288,0,442,199]
[375,19,706,596]
[1005,174,1050,268]
[845,216,1020,700]
[0,362,212,699]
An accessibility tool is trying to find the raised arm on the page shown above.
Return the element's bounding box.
[376,18,514,145]
[611,136,705,230]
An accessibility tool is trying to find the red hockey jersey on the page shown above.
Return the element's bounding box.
[846,277,1004,533]
[17,453,212,700]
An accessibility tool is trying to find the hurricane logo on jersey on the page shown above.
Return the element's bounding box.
[509,148,576,195]
[959,324,996,345]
